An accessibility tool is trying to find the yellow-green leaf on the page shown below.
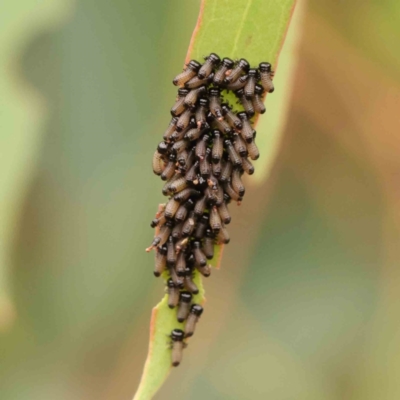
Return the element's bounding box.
[134,0,297,398]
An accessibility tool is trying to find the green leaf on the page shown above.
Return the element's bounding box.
[134,0,296,398]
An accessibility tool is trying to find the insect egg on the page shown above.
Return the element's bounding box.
[167,278,180,309]
[224,58,250,84]
[258,62,274,93]
[177,291,193,322]
[173,60,201,86]
[213,57,234,85]
[170,329,186,366]
[185,305,203,338]
[253,84,266,114]
[198,53,221,79]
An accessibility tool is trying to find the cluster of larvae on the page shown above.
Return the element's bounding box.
[147,53,274,366]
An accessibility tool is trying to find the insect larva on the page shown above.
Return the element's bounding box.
[163,116,179,141]
[225,74,248,91]
[220,159,233,183]
[185,305,203,338]
[203,228,215,259]
[241,157,255,175]
[246,139,260,160]
[173,60,201,86]
[185,72,214,89]
[192,241,207,267]
[212,159,222,178]
[217,223,230,244]
[149,221,173,250]
[167,278,180,309]
[176,108,193,132]
[221,104,242,130]
[233,133,248,157]
[210,205,222,233]
[253,84,266,114]
[235,88,255,117]
[162,173,182,196]
[258,62,274,93]
[175,237,189,255]
[237,112,255,143]
[176,249,187,276]
[213,57,234,85]
[244,68,258,99]
[208,112,232,135]
[154,245,167,277]
[224,58,250,84]
[199,148,211,177]
[175,198,194,222]
[207,173,218,191]
[231,168,245,197]
[170,117,196,142]
[196,263,211,277]
[157,141,169,154]
[195,133,210,160]
[215,183,224,206]
[177,291,193,322]
[184,267,199,294]
[195,98,209,129]
[166,235,177,267]
[161,154,177,181]
[212,129,223,164]
[152,151,164,176]
[170,329,186,366]
[209,88,223,120]
[165,198,181,219]
[223,181,243,203]
[151,211,167,228]
[194,195,207,217]
[184,86,207,109]
[204,186,218,206]
[182,212,196,238]
[171,88,189,117]
[185,127,201,141]
[172,140,189,155]
[185,160,199,183]
[217,201,231,225]
[194,214,209,240]
[171,221,183,240]
[174,188,201,202]
[177,149,188,167]
[198,53,220,79]
[225,139,242,167]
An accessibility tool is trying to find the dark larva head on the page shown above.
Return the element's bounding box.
[206,53,221,64]
[255,84,264,95]
[190,304,204,317]
[259,62,272,73]
[179,291,192,303]
[222,57,234,68]
[167,278,176,289]
[157,141,169,154]
[171,328,185,341]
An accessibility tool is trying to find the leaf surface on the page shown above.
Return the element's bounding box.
[134,0,296,398]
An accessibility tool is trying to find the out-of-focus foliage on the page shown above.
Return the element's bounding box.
[1,0,400,400]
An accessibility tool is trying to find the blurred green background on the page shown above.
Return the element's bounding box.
[1,0,400,399]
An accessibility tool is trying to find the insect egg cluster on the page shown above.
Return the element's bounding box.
[147,53,274,366]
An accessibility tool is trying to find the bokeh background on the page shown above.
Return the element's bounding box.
[1,0,400,399]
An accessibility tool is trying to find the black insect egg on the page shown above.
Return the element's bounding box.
[147,53,275,366]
